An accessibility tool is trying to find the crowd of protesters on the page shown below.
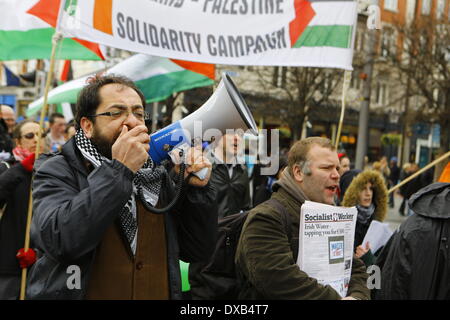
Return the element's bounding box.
[0,78,449,301]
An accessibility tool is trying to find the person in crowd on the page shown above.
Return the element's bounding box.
[388,157,400,208]
[372,160,390,187]
[338,153,351,176]
[375,182,450,299]
[1,105,16,137]
[398,162,412,216]
[400,163,434,216]
[335,153,351,202]
[341,170,388,266]
[363,156,371,170]
[188,133,250,299]
[379,156,390,180]
[235,137,370,300]
[0,106,14,160]
[339,169,361,202]
[45,112,67,152]
[207,132,251,218]
[0,120,44,299]
[252,156,288,207]
[64,120,76,141]
[26,75,218,300]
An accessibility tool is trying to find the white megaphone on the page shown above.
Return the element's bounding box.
[148,73,258,178]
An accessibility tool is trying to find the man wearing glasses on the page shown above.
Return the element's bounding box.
[26,74,217,300]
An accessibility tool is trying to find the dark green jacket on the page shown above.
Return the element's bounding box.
[235,169,370,300]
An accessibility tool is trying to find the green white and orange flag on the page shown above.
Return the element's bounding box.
[57,0,357,69]
[0,0,104,61]
[26,54,215,116]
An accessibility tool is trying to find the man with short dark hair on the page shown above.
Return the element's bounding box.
[235,137,370,299]
[209,133,251,218]
[27,74,217,299]
[45,112,66,152]
[188,133,250,299]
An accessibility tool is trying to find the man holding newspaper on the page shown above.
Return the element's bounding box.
[236,137,369,300]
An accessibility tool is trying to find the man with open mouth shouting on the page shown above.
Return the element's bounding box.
[236,137,369,300]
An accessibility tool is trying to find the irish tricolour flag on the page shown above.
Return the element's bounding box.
[0,0,103,60]
[27,54,215,116]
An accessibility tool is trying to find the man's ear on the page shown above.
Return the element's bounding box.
[80,117,94,139]
[292,164,304,183]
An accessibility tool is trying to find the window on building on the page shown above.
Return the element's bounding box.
[381,28,396,58]
[273,66,286,88]
[437,89,445,105]
[437,0,445,19]
[419,33,429,54]
[384,0,398,11]
[376,82,388,105]
[350,70,357,89]
[422,0,431,15]
[354,29,365,52]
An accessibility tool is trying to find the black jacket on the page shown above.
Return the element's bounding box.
[0,118,13,154]
[375,183,450,299]
[209,162,250,218]
[389,164,400,185]
[26,139,217,299]
[0,162,31,276]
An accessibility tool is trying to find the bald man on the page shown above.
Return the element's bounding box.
[0,105,13,157]
[0,105,15,136]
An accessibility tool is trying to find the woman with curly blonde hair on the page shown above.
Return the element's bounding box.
[341,169,388,266]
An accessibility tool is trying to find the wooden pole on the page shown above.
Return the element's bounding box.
[19,31,62,301]
[335,70,352,149]
[388,150,450,194]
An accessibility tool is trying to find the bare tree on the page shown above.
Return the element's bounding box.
[253,66,343,141]
[389,14,450,155]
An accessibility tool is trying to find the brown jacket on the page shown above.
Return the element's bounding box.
[235,169,370,300]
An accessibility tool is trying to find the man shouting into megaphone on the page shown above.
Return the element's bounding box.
[26,75,218,300]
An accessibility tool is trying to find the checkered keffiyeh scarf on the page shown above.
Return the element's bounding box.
[75,129,164,255]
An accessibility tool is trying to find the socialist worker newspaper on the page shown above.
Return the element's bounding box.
[297,201,357,298]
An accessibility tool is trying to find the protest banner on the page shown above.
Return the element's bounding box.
[47,0,358,69]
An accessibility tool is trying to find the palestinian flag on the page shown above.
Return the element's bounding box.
[291,0,356,49]
[0,0,104,61]
[27,54,215,116]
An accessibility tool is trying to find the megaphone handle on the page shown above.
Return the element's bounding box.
[192,167,209,180]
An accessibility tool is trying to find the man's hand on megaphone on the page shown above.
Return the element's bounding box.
[173,145,212,187]
[112,125,150,173]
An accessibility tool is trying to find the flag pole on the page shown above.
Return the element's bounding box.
[20,0,67,300]
[388,151,450,195]
[334,70,352,149]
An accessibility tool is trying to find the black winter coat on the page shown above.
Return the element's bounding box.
[375,183,450,299]
[0,162,31,275]
[209,162,250,218]
[0,118,13,154]
[26,139,217,299]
